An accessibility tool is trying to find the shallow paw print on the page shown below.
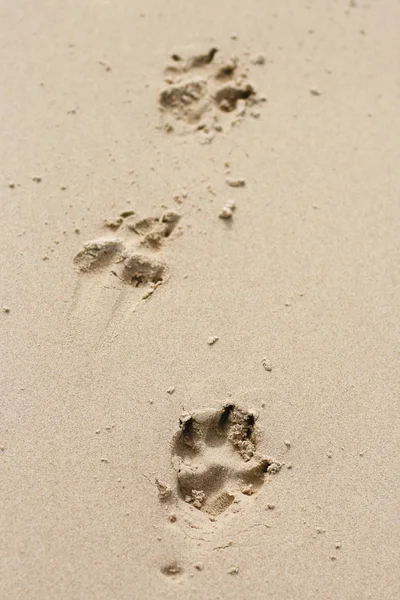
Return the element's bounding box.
[73,208,181,286]
[171,405,281,516]
[74,240,168,289]
[70,209,181,348]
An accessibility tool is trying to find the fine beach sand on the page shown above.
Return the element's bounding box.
[1,1,400,599]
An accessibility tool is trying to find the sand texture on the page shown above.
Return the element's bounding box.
[1,1,400,599]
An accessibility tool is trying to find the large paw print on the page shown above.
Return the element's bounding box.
[171,405,281,516]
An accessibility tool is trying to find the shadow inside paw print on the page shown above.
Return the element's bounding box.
[171,405,281,515]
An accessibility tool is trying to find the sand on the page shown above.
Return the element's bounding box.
[1,1,399,599]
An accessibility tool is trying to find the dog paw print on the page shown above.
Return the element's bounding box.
[158,45,266,138]
[69,209,182,346]
[73,209,181,288]
[171,405,281,516]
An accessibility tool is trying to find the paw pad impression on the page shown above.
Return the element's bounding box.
[171,405,281,515]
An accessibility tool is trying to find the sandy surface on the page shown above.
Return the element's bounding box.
[1,1,400,599]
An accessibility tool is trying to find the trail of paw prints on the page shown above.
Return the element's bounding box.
[158,44,266,141]
[69,209,181,350]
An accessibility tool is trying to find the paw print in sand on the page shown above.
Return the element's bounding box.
[70,209,182,347]
[171,405,281,516]
[73,209,181,290]
[159,45,266,139]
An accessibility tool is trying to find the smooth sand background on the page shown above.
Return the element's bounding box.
[1,1,399,598]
